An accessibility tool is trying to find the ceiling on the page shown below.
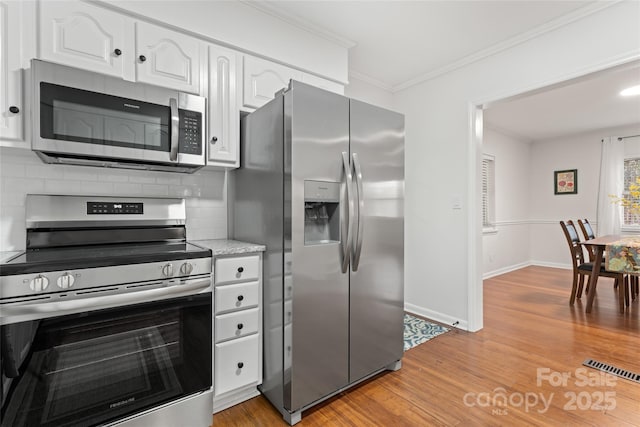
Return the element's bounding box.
[262,0,640,141]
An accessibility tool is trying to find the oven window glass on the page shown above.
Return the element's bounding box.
[0,293,211,427]
[40,83,170,152]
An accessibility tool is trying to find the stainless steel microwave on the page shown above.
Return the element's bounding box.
[31,59,206,173]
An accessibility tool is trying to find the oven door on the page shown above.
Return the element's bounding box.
[31,59,205,168]
[0,291,212,427]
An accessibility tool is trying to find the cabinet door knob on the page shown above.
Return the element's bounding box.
[9,106,19,114]
[237,323,244,330]
[210,136,218,144]
[237,362,244,369]
[139,55,147,62]
[114,48,122,56]
[237,295,244,301]
[237,267,244,273]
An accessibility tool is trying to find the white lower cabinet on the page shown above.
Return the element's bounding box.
[215,334,260,396]
[213,253,263,413]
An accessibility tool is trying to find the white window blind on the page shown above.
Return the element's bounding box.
[482,154,495,229]
[623,157,640,226]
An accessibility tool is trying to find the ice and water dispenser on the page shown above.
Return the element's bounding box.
[304,180,340,245]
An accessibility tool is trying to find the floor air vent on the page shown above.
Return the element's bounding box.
[583,359,640,384]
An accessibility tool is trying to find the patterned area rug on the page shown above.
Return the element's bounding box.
[404,314,450,351]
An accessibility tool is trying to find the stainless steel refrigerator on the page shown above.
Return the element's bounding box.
[231,81,404,425]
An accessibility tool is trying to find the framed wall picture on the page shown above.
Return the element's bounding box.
[554,169,577,195]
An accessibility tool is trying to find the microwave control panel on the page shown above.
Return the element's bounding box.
[179,110,203,155]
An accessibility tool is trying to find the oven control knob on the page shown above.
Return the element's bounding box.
[180,262,193,275]
[162,263,174,277]
[29,275,49,292]
[57,273,75,289]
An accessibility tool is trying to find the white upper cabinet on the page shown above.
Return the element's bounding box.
[242,55,344,110]
[135,21,202,94]
[301,72,344,95]
[39,2,202,94]
[0,1,24,145]
[39,1,130,78]
[208,44,240,168]
[243,55,302,110]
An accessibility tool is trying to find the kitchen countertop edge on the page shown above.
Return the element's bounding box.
[193,239,266,256]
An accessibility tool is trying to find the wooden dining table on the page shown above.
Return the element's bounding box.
[580,234,629,313]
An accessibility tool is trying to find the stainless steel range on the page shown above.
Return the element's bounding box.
[0,195,212,427]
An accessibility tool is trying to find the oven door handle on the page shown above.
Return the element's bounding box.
[1,278,211,320]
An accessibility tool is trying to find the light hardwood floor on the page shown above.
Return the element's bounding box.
[213,266,640,426]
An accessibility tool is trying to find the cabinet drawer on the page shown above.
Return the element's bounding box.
[215,334,260,396]
[215,281,259,313]
[215,255,259,284]
[215,308,259,343]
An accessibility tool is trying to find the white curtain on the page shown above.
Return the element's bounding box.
[596,137,624,235]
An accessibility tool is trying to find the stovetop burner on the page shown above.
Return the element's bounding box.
[1,242,210,276]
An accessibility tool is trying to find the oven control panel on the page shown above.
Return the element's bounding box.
[0,258,212,300]
[87,202,143,215]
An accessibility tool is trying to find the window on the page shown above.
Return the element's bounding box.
[482,154,495,231]
[623,158,640,226]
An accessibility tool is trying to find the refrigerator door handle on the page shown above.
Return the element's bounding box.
[341,151,354,273]
[351,152,364,271]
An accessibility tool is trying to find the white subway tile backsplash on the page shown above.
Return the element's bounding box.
[63,168,99,182]
[2,177,45,194]
[26,164,66,179]
[113,182,144,195]
[81,181,115,194]
[98,171,130,183]
[142,184,169,196]
[129,174,156,184]
[1,163,25,177]
[0,149,229,250]
[44,179,84,194]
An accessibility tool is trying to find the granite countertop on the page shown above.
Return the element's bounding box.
[0,251,21,265]
[193,239,265,256]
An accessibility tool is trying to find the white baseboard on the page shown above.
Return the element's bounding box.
[483,261,532,279]
[213,383,260,414]
[404,303,468,331]
[529,260,571,270]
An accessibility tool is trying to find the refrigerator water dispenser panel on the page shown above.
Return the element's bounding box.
[304,180,340,245]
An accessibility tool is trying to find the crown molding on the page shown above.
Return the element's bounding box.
[348,70,394,93]
[393,1,622,93]
[240,0,356,49]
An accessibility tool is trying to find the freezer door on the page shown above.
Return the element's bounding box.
[349,99,405,382]
[285,81,350,411]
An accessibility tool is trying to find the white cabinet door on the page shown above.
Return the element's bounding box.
[214,334,260,396]
[0,1,24,144]
[39,1,129,78]
[243,55,302,109]
[135,21,201,94]
[208,44,240,167]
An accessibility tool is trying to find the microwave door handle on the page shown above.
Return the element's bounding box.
[170,98,179,162]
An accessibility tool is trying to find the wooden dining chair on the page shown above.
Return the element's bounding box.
[577,219,596,261]
[559,220,629,310]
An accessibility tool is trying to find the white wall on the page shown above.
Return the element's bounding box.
[344,75,395,111]
[394,1,640,330]
[482,126,531,277]
[529,123,640,269]
[0,148,227,251]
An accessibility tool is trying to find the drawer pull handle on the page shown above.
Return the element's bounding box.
[237,362,244,369]
[237,267,244,273]
[237,323,244,330]
[237,295,244,302]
